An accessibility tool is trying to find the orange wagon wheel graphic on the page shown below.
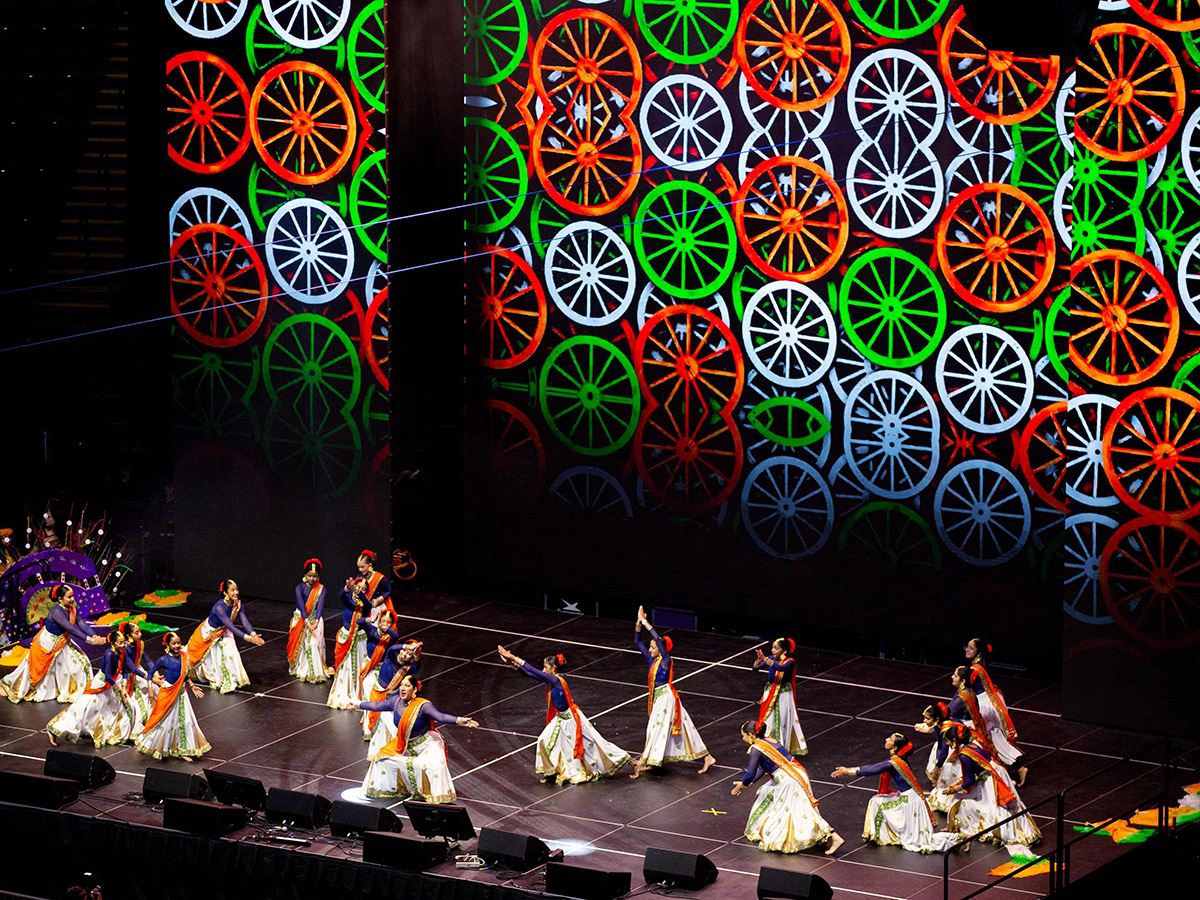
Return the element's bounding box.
[1018,401,1070,513]
[250,61,356,185]
[530,10,642,112]
[467,246,548,370]
[934,182,1054,313]
[1075,23,1184,163]
[1103,387,1200,521]
[1067,250,1179,387]
[733,0,850,113]
[633,304,745,414]
[634,404,744,513]
[531,105,642,217]
[170,223,268,348]
[734,155,848,282]
[363,287,389,390]
[1101,517,1200,650]
[1128,0,1200,32]
[166,51,251,174]
[938,6,1059,126]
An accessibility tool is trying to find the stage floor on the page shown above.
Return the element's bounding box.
[0,591,1191,900]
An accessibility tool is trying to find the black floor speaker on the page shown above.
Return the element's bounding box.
[164,797,249,837]
[644,847,718,889]
[758,866,833,900]
[363,832,448,870]
[545,862,632,900]
[477,827,551,869]
[329,801,401,837]
[44,748,115,789]
[0,771,80,808]
[265,787,332,828]
[143,768,210,804]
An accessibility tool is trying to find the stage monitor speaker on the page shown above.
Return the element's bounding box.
[477,827,551,869]
[330,801,401,838]
[143,768,210,804]
[0,771,80,808]
[757,866,833,900]
[363,832,448,870]
[44,748,115,789]
[265,787,332,829]
[644,847,718,890]
[163,797,248,837]
[961,0,1099,56]
[403,800,476,842]
[545,862,632,900]
[203,768,268,811]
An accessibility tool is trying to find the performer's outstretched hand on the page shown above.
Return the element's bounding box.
[496,645,519,667]
[87,635,106,645]
[754,647,768,664]
[190,684,204,699]
[455,716,480,728]
[246,632,266,646]
[830,766,855,778]
[730,781,746,796]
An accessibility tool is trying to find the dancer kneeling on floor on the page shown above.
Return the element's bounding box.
[358,674,478,802]
[944,722,1040,851]
[732,721,842,856]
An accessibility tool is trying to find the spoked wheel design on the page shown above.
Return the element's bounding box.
[839,248,946,369]
[263,404,362,499]
[846,142,943,239]
[465,0,528,87]
[170,223,268,348]
[934,324,1034,434]
[1101,517,1200,649]
[167,0,249,39]
[539,337,640,456]
[1102,387,1200,521]
[634,304,744,413]
[740,457,834,559]
[634,404,743,512]
[1060,513,1118,625]
[934,460,1031,566]
[250,61,356,184]
[1065,393,1121,509]
[531,10,642,110]
[837,500,942,572]
[350,148,388,262]
[635,0,738,64]
[638,74,733,172]
[363,288,389,390]
[166,52,252,174]
[468,246,548,370]
[530,103,642,217]
[1128,0,1200,30]
[465,117,528,235]
[1018,401,1070,513]
[633,180,736,300]
[733,0,850,113]
[740,280,836,388]
[265,198,355,304]
[262,0,351,49]
[348,0,387,111]
[483,399,546,500]
[169,187,252,243]
[262,313,362,414]
[549,465,633,518]
[843,370,939,500]
[847,48,944,147]
[544,222,636,326]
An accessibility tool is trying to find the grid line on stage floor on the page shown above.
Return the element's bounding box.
[0,589,1192,900]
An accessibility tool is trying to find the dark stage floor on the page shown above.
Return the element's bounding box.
[0,591,1191,900]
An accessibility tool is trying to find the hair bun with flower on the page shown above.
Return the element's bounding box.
[662,635,673,653]
[555,653,565,666]
[359,549,375,562]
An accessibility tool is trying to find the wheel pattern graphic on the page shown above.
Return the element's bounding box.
[634,304,745,413]
[167,51,252,174]
[545,222,636,327]
[362,287,389,390]
[468,246,548,370]
[837,500,941,572]
[740,457,834,559]
[349,0,387,110]
[848,0,951,39]
[634,403,744,512]
[167,0,250,40]
[169,187,252,243]
[465,117,528,234]
[263,312,362,414]
[1061,513,1119,625]
[934,460,1031,567]
[843,370,939,500]
[847,48,944,148]
[170,223,268,348]
[634,180,736,300]
[1102,387,1200,521]
[265,198,355,305]
[484,399,546,501]
[839,248,946,369]
[349,148,388,262]
[935,324,1034,434]
[262,0,351,49]
[741,280,836,388]
[846,142,944,240]
[250,61,356,185]
[549,465,633,518]
[638,75,733,172]
[1065,393,1121,509]
[539,336,640,456]
[1018,401,1070,513]
[1128,0,1200,32]
[635,0,738,65]
[1101,517,1200,649]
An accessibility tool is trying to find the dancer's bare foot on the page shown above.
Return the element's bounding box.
[960,840,971,853]
[825,832,844,856]
[630,761,646,779]
[539,776,548,784]
[698,754,716,774]
[181,755,194,763]
[1016,766,1028,788]
[47,729,58,747]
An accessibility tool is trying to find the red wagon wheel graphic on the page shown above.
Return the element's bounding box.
[935,182,1054,313]
[1018,401,1070,513]
[1128,1,1200,35]
[734,155,848,282]
[733,0,850,113]
[634,404,744,513]
[530,10,642,112]
[1101,517,1200,649]
[484,398,546,501]
[170,223,268,348]
[1103,387,1200,521]
[166,51,251,174]
[633,304,745,415]
[363,287,389,390]
[467,246,548,370]
[1067,250,1179,387]
[250,61,356,185]
[1075,23,1184,163]
[938,6,1059,126]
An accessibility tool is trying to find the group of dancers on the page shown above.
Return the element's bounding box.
[2,556,1040,857]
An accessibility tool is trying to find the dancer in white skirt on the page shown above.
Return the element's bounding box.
[732,721,842,855]
[47,631,141,747]
[965,639,1028,785]
[363,639,421,752]
[944,723,1041,849]
[913,702,966,814]
[831,732,956,853]
[3,584,105,704]
[497,645,631,784]
[287,559,329,683]
[630,607,715,778]
[186,580,265,693]
[136,631,211,762]
[327,577,369,708]
[118,621,155,732]
[751,637,807,755]
[354,549,393,624]
[358,674,478,802]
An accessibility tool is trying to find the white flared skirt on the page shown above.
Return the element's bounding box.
[950,769,1042,847]
[926,743,964,814]
[759,685,807,756]
[47,673,136,747]
[367,705,398,760]
[191,623,250,694]
[120,674,157,733]
[363,730,456,803]
[135,686,212,761]
[326,628,368,709]
[977,692,1023,766]
[288,613,328,683]
[744,768,834,853]
[640,684,708,768]
[536,708,630,784]
[2,630,91,704]
[863,788,958,853]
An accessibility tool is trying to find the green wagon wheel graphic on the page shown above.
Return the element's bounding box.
[634,0,737,65]
[1147,157,1200,267]
[348,0,386,113]
[350,148,387,262]
[245,3,304,74]
[263,404,363,499]
[848,0,951,39]
[838,248,946,369]
[1174,355,1200,395]
[1071,146,1147,259]
[465,0,529,86]
[1045,286,1072,385]
[263,313,362,415]
[837,500,942,571]
[1011,100,1071,210]
[633,180,735,300]
[538,336,640,456]
[465,117,527,234]
[530,193,570,258]
[173,347,261,439]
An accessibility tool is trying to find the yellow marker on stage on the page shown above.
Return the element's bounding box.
[701,808,726,816]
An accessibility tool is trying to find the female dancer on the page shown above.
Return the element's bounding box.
[831,732,953,853]
[751,637,807,755]
[327,578,369,708]
[965,639,1027,786]
[357,610,400,705]
[913,702,963,814]
[355,550,392,622]
[136,631,210,762]
[944,723,1040,849]
[3,584,105,703]
[358,674,479,802]
[47,631,141,747]
[119,621,154,733]
[363,638,422,752]
[288,559,328,683]
[186,580,265,693]
[731,721,842,855]
[631,607,715,778]
[496,645,630,784]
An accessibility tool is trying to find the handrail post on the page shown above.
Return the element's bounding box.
[1162,736,1171,834]
[943,839,950,900]
[1054,791,1065,894]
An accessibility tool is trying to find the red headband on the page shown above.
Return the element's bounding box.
[303,558,322,572]
[937,702,949,718]
[555,653,565,666]
[784,638,795,654]
[406,675,421,693]
[162,632,177,647]
[50,584,64,600]
[986,643,993,655]
[662,635,673,653]
[359,550,375,562]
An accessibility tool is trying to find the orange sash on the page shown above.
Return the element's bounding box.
[141,650,188,733]
[364,571,391,615]
[287,584,323,664]
[26,606,76,689]
[752,739,819,807]
[333,599,362,669]
[970,663,1018,742]
[959,745,1018,807]
[377,697,431,758]
[755,657,796,731]
[358,629,393,690]
[187,598,239,670]
[124,640,145,697]
[84,650,124,695]
[365,663,413,732]
[547,674,585,760]
[957,687,997,756]
[648,656,682,736]
[886,753,933,810]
